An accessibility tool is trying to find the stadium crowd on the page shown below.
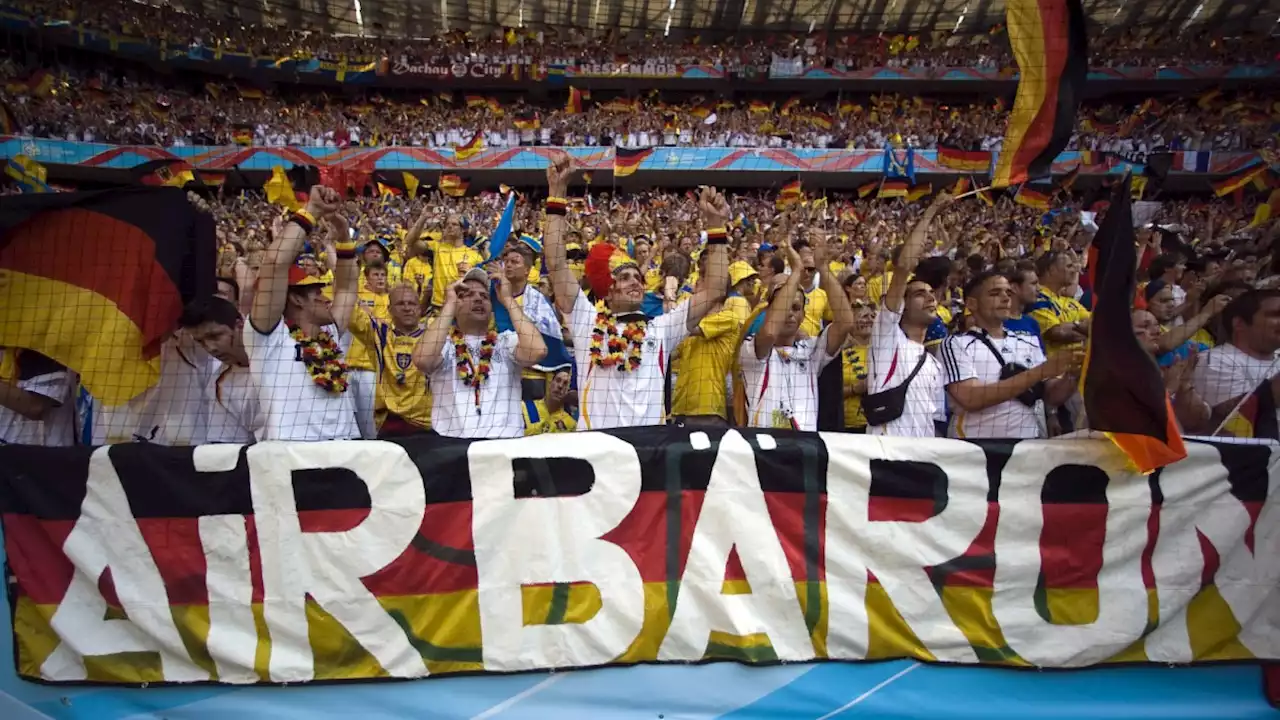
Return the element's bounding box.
[3,149,1278,446]
[8,0,1279,69]
[4,55,1276,153]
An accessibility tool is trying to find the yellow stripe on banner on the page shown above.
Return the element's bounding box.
[992,0,1051,188]
[11,582,1257,682]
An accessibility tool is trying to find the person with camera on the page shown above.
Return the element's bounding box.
[939,271,1083,439]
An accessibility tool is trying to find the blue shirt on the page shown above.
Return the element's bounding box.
[1003,314,1044,351]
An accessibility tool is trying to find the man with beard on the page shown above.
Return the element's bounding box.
[940,271,1081,440]
[350,284,433,437]
[412,267,546,438]
[543,151,730,430]
[245,186,361,441]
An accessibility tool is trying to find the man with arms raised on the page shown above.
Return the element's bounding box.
[939,271,1081,440]
[865,193,952,438]
[739,237,855,431]
[246,186,361,441]
[543,151,730,429]
[412,268,546,438]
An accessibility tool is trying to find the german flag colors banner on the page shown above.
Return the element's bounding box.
[0,188,215,405]
[0,430,1275,685]
[439,174,469,198]
[613,147,652,178]
[1014,185,1051,210]
[991,0,1088,188]
[879,180,908,198]
[1213,165,1270,197]
[937,147,992,173]
[454,131,485,161]
[1080,177,1186,474]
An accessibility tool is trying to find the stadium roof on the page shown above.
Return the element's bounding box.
[169,0,1274,40]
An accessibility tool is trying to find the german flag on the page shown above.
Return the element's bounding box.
[749,100,772,114]
[879,180,908,199]
[1219,381,1279,441]
[465,95,486,108]
[613,147,652,178]
[403,172,420,199]
[1014,185,1050,209]
[133,159,195,188]
[486,98,504,117]
[951,176,971,195]
[514,110,540,130]
[1213,165,1269,197]
[775,177,803,209]
[857,180,879,198]
[0,188,215,405]
[1055,164,1081,193]
[231,124,253,146]
[974,180,994,206]
[440,174,469,198]
[780,97,801,116]
[376,182,402,198]
[810,111,834,130]
[906,184,933,202]
[454,131,485,161]
[566,87,584,115]
[991,0,1088,188]
[1080,176,1186,474]
[937,147,991,172]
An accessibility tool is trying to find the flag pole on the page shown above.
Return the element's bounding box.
[952,183,997,200]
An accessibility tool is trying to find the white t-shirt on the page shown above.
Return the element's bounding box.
[739,327,838,432]
[568,292,690,430]
[206,364,262,444]
[80,338,217,446]
[428,330,523,439]
[866,305,942,438]
[940,329,1047,439]
[243,320,360,441]
[1192,343,1280,426]
[0,350,75,446]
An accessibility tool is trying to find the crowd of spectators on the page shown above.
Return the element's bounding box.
[6,0,1279,70]
[4,56,1275,154]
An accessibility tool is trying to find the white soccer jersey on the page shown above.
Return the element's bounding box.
[866,304,943,438]
[567,291,690,430]
[940,329,1047,439]
[739,327,837,432]
[428,330,523,439]
[243,320,359,441]
[206,364,262,444]
[80,337,218,446]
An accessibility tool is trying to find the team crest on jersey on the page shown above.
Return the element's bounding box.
[644,338,658,353]
[396,353,413,371]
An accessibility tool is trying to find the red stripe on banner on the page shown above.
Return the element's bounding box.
[1040,504,1106,588]
[3,514,75,605]
[868,497,937,523]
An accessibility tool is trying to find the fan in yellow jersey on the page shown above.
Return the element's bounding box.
[349,284,432,438]
[430,214,485,312]
[523,369,577,435]
[670,259,755,427]
[841,302,876,433]
[345,263,390,438]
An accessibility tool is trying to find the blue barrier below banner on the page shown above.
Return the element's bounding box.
[0,529,1271,720]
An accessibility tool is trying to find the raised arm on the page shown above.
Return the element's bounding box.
[325,209,360,336]
[249,186,337,333]
[686,186,731,332]
[494,270,548,367]
[542,150,579,316]
[815,235,855,357]
[753,243,804,361]
[884,192,951,313]
[412,281,459,375]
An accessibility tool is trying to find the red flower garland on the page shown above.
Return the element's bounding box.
[588,311,646,372]
[288,322,350,394]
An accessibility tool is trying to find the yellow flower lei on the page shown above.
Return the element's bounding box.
[589,311,646,371]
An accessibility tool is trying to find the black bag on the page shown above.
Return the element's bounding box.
[967,331,1044,408]
[863,352,929,426]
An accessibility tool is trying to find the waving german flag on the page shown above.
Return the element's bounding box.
[937,147,991,172]
[454,131,485,161]
[991,0,1088,188]
[1080,176,1186,473]
[0,189,215,405]
[613,147,652,178]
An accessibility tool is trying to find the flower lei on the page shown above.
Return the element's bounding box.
[288,322,349,394]
[452,327,497,413]
[589,311,646,372]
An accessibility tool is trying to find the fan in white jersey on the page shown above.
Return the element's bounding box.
[939,271,1082,440]
[0,349,76,446]
[179,296,263,443]
[244,186,361,441]
[542,150,731,430]
[866,192,953,438]
[412,267,547,438]
[738,237,855,431]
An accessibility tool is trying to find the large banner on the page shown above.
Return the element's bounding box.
[0,430,1275,686]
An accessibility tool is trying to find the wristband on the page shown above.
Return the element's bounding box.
[705,227,728,246]
[333,240,358,260]
[288,210,316,235]
[545,197,567,216]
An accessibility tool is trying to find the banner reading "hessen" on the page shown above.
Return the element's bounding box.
[0,430,1275,685]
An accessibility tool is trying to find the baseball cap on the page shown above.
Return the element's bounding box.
[728,261,759,287]
[288,265,328,287]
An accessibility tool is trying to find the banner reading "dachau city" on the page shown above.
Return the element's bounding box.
[0,429,1275,685]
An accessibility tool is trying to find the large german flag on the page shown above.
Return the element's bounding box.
[0,188,215,405]
[614,147,652,178]
[991,0,1088,188]
[1219,380,1279,441]
[1079,176,1186,473]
